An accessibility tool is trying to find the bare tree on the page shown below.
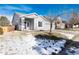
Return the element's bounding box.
[48,16,53,34]
[0,16,10,26]
[46,10,67,34]
[69,9,79,25]
[44,10,53,34]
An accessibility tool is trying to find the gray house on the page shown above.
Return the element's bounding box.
[12,12,55,31]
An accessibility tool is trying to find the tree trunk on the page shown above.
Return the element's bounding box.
[49,21,52,35]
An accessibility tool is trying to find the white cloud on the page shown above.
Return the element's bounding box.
[0,5,32,15]
[0,5,32,21]
[2,5,32,11]
[19,5,32,11]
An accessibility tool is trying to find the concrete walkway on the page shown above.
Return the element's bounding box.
[59,32,74,39]
[55,30,79,39]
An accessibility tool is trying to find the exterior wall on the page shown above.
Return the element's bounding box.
[73,25,79,28]
[54,17,65,29]
[34,16,55,31]
[56,23,65,29]
[12,13,55,31]
[20,18,34,30]
[30,19,34,30]
[52,23,55,30]
[12,13,21,30]
[12,13,21,26]
[61,23,65,29]
[20,17,25,31]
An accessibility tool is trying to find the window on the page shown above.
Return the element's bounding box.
[38,22,42,27]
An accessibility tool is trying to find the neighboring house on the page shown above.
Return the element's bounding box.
[65,22,73,28]
[54,17,65,29]
[12,12,55,31]
[73,23,79,28]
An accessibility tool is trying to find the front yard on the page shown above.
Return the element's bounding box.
[0,30,79,55]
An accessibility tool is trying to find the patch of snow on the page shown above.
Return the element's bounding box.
[0,33,66,55]
[60,33,74,39]
[66,47,79,55]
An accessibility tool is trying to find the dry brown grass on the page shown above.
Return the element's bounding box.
[30,31,68,40]
[0,30,68,41]
[72,34,79,41]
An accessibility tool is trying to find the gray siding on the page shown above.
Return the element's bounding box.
[34,16,55,31]
[12,13,55,31]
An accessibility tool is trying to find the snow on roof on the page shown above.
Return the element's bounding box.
[40,16,51,22]
[13,12,55,22]
[14,12,39,18]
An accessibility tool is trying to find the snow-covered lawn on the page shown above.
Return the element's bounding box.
[60,33,74,39]
[0,31,67,55]
[0,31,79,55]
[66,47,79,55]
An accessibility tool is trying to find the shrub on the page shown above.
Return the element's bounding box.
[0,27,3,35]
[35,32,67,40]
[0,16,10,26]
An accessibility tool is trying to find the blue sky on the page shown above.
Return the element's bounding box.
[0,4,79,20]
